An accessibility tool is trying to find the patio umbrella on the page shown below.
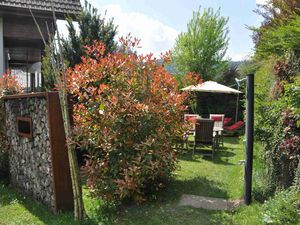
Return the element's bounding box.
[181,81,242,94]
[181,81,242,121]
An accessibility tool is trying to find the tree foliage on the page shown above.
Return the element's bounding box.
[41,44,56,90]
[216,63,240,86]
[67,36,193,203]
[172,7,229,81]
[62,0,117,68]
[256,15,300,59]
[253,0,300,48]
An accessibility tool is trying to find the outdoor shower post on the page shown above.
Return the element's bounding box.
[244,73,254,205]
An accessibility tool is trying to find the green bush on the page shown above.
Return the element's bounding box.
[254,57,300,193]
[251,1,300,205]
[262,188,300,225]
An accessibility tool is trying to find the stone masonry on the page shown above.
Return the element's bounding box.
[5,96,55,209]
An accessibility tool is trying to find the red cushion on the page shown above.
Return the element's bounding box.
[224,121,245,131]
[211,116,222,121]
[224,117,232,126]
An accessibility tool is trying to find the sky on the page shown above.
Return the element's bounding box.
[59,0,268,61]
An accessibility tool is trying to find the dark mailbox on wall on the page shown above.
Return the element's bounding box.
[17,117,33,138]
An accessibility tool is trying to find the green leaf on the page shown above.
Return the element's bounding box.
[99,103,105,111]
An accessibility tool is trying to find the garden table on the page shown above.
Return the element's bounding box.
[213,127,223,148]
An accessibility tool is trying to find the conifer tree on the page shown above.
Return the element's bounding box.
[63,0,117,68]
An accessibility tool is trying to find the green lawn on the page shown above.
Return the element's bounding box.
[0,137,264,225]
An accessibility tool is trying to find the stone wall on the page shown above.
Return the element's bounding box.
[5,96,55,209]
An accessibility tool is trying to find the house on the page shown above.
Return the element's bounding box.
[0,0,81,91]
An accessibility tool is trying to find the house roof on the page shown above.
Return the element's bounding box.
[0,0,82,18]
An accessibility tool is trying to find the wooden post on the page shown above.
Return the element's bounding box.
[244,73,254,205]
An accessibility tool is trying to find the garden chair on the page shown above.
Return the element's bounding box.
[193,118,217,159]
[209,114,225,146]
[184,113,200,136]
[184,114,201,123]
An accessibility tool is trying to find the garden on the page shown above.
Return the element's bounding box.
[0,137,264,225]
[0,0,300,224]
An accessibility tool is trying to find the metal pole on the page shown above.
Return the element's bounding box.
[244,73,254,205]
[235,88,240,123]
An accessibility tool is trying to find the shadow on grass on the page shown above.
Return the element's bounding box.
[0,176,231,225]
[95,176,232,225]
[212,149,236,165]
[0,181,97,225]
[82,174,231,225]
[113,204,233,225]
[180,147,236,165]
[159,176,229,202]
[223,137,241,145]
[179,152,202,162]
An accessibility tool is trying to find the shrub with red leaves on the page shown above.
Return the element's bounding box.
[0,71,22,96]
[279,110,300,178]
[0,71,22,176]
[67,36,196,203]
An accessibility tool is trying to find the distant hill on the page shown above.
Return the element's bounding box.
[164,63,177,75]
[156,59,177,75]
[157,59,246,76]
[230,61,243,68]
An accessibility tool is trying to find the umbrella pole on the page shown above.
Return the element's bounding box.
[235,92,239,123]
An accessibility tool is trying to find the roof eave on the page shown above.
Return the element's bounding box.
[0,6,81,20]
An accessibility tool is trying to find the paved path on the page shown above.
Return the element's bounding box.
[178,194,244,210]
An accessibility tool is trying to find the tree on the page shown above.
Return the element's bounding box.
[62,0,117,68]
[217,63,240,86]
[256,15,300,59]
[252,0,300,47]
[41,44,56,90]
[172,7,229,81]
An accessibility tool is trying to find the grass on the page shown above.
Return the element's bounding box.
[0,137,264,225]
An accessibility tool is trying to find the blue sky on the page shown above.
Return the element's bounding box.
[60,0,267,61]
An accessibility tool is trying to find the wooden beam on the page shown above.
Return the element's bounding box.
[3,16,52,41]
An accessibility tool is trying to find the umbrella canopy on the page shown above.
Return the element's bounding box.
[181,81,242,94]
